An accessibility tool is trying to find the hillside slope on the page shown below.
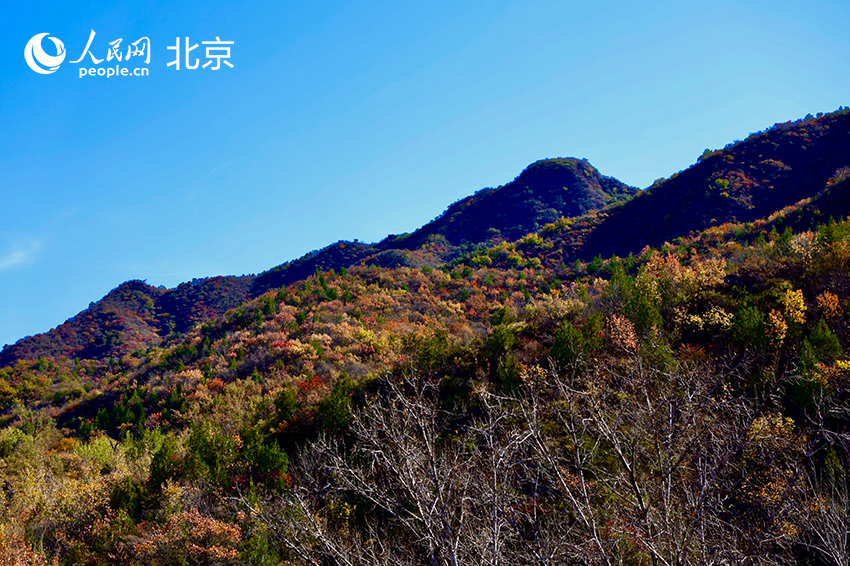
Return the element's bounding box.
[252,157,637,292]
[0,158,634,366]
[0,276,254,367]
[579,110,850,258]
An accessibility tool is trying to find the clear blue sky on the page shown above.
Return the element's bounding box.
[1,0,849,347]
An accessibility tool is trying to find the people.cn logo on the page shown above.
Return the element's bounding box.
[24,33,66,74]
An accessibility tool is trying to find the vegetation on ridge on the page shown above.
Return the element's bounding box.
[3,108,850,564]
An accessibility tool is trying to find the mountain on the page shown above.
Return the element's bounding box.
[252,157,637,292]
[576,110,850,258]
[393,157,637,248]
[1,157,633,366]
[8,109,850,566]
[0,276,254,367]
[255,111,850,294]
[5,110,850,368]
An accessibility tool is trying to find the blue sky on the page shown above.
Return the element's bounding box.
[1,0,849,347]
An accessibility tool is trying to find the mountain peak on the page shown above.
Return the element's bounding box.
[397,157,637,248]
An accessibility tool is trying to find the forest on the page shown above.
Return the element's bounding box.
[3,109,850,565]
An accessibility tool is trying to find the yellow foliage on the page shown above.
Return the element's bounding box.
[685,256,727,290]
[608,314,638,351]
[747,413,796,441]
[635,274,661,306]
[782,289,806,325]
[541,216,574,234]
[51,437,79,453]
[674,305,733,331]
[322,496,356,530]
[789,231,816,258]
[354,326,389,353]
[519,364,548,384]
[640,252,726,301]
[518,233,544,247]
[704,305,734,329]
[470,254,492,267]
[766,309,788,343]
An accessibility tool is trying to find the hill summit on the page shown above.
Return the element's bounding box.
[396,157,637,247]
[252,157,636,291]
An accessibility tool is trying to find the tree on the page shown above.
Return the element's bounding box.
[242,371,567,566]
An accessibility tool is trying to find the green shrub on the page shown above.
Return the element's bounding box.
[733,304,765,346]
[185,422,237,485]
[552,321,584,370]
[148,434,181,492]
[809,318,843,363]
[239,425,289,491]
[319,376,355,432]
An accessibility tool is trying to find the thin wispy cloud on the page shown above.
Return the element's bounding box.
[210,159,238,174]
[0,241,41,271]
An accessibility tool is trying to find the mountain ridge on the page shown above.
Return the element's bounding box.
[0,275,254,367]
[4,108,850,367]
[578,110,850,258]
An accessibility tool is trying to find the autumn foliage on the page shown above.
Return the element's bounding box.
[3,109,850,564]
